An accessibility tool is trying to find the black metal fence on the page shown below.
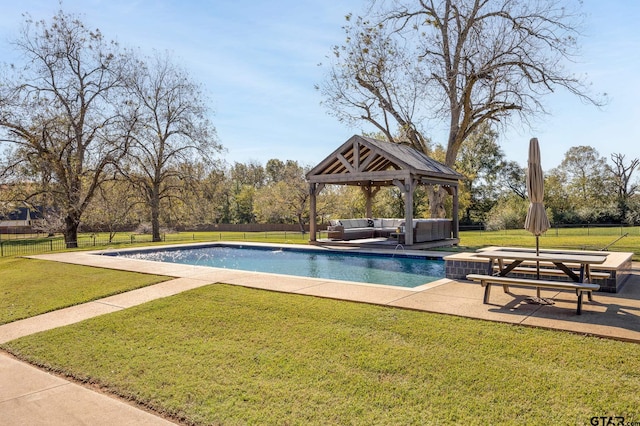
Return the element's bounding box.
[0,231,317,257]
[460,222,637,235]
[1,223,637,257]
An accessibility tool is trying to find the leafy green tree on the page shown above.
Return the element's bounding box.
[227,161,266,223]
[557,146,612,218]
[484,194,529,231]
[455,124,506,224]
[623,194,640,225]
[234,185,256,224]
[313,185,347,224]
[323,186,366,220]
[544,168,574,224]
[265,159,286,184]
[231,161,266,188]
[189,164,231,225]
[372,188,404,219]
[254,161,310,230]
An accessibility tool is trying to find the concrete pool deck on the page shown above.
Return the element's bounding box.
[5,243,640,342]
[2,244,640,425]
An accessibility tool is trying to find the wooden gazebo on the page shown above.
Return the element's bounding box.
[307,135,464,246]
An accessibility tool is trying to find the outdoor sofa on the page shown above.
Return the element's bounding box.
[327,218,452,242]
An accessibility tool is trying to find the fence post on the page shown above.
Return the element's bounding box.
[50,240,53,251]
[1,241,3,257]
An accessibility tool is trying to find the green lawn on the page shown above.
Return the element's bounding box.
[454,228,640,260]
[3,284,639,425]
[0,257,168,324]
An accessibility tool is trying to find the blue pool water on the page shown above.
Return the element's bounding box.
[112,245,445,288]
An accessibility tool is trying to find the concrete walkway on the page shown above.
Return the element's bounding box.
[2,245,640,425]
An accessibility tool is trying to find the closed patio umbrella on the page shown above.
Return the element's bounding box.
[524,138,550,279]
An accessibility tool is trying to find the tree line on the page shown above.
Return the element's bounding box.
[46,133,640,238]
[450,125,640,229]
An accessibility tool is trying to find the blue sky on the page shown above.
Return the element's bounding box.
[1,0,638,171]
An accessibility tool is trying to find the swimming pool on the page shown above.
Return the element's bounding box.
[111,244,445,288]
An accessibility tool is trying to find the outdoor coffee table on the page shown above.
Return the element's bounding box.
[390,232,405,244]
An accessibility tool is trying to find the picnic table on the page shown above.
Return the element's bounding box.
[467,248,608,314]
[474,248,607,283]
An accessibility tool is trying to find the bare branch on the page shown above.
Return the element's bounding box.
[319,0,603,216]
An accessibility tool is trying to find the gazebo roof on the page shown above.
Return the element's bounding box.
[306,135,463,186]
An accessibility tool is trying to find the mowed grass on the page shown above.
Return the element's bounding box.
[0,257,168,324]
[457,228,640,259]
[3,284,640,425]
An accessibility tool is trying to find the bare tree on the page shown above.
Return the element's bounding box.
[31,209,65,237]
[82,179,143,242]
[121,53,222,242]
[607,153,639,221]
[0,10,135,247]
[319,0,604,217]
[499,161,526,200]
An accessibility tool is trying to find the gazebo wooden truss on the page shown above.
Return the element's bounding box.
[306,135,464,245]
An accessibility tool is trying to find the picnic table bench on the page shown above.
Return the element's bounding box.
[466,274,600,314]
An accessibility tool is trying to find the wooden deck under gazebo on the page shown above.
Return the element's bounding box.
[306,135,464,247]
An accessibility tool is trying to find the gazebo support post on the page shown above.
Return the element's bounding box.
[404,179,414,245]
[444,185,460,239]
[453,185,459,239]
[394,178,416,245]
[309,183,317,242]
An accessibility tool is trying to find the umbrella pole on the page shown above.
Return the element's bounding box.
[535,236,541,298]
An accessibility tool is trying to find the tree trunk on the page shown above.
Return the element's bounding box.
[150,185,162,242]
[151,202,161,242]
[64,215,79,248]
[297,213,306,234]
[427,108,462,218]
[427,186,448,218]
